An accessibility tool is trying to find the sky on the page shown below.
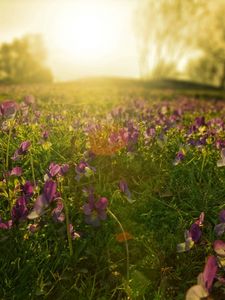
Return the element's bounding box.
[0,0,140,81]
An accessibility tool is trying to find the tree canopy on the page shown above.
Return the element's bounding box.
[135,0,225,88]
[0,34,53,84]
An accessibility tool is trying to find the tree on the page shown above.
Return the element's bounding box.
[134,0,206,79]
[0,34,53,84]
[187,1,225,89]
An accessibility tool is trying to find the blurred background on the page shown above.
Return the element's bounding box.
[0,0,225,88]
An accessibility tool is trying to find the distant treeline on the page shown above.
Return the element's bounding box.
[0,34,53,84]
[136,0,225,89]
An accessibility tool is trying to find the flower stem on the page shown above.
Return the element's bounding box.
[5,121,14,171]
[107,209,130,281]
[64,196,73,256]
[30,151,36,188]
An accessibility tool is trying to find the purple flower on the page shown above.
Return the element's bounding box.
[0,100,18,118]
[214,210,225,236]
[42,130,49,140]
[75,161,95,181]
[202,256,218,292]
[194,116,206,128]
[69,224,80,240]
[46,163,69,179]
[59,164,69,175]
[173,151,185,166]
[83,194,108,227]
[213,240,225,257]
[49,163,61,177]
[11,196,28,222]
[189,223,202,243]
[10,166,22,176]
[12,141,31,161]
[119,180,131,200]
[43,180,57,202]
[21,181,34,199]
[52,199,65,222]
[0,217,13,230]
[177,212,204,252]
[28,180,57,219]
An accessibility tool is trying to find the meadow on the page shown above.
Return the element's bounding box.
[1,80,225,300]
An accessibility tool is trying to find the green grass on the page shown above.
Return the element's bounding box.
[0,80,225,299]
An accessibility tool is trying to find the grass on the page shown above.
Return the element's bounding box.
[0,79,225,299]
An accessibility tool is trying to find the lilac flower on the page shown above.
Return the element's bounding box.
[45,163,69,180]
[12,141,31,161]
[214,240,225,257]
[0,218,12,230]
[49,163,61,177]
[52,199,65,222]
[186,256,217,300]
[189,223,202,243]
[173,151,185,166]
[10,166,22,176]
[21,181,34,199]
[42,130,49,140]
[28,180,57,219]
[75,161,95,181]
[11,196,28,222]
[177,212,204,252]
[119,180,131,200]
[214,210,225,236]
[0,100,18,118]
[194,116,206,128]
[69,224,80,240]
[59,164,69,175]
[83,194,108,227]
[202,255,218,292]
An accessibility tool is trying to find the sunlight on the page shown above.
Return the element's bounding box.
[52,2,119,63]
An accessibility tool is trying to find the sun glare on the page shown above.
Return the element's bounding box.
[52,2,119,63]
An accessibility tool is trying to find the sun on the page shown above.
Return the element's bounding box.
[52,2,118,63]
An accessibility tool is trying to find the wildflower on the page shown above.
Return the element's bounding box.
[42,130,49,140]
[21,181,34,199]
[52,198,65,222]
[49,163,61,177]
[177,212,204,253]
[12,140,31,161]
[11,196,28,222]
[0,100,18,118]
[119,180,131,200]
[0,217,12,229]
[45,163,69,180]
[214,210,225,236]
[185,256,217,300]
[173,150,185,166]
[75,161,95,181]
[28,180,57,219]
[10,166,22,176]
[83,193,108,227]
[69,224,80,240]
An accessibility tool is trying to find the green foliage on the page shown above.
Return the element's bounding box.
[0,34,53,84]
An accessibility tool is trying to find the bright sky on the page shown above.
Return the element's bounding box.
[0,0,139,81]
